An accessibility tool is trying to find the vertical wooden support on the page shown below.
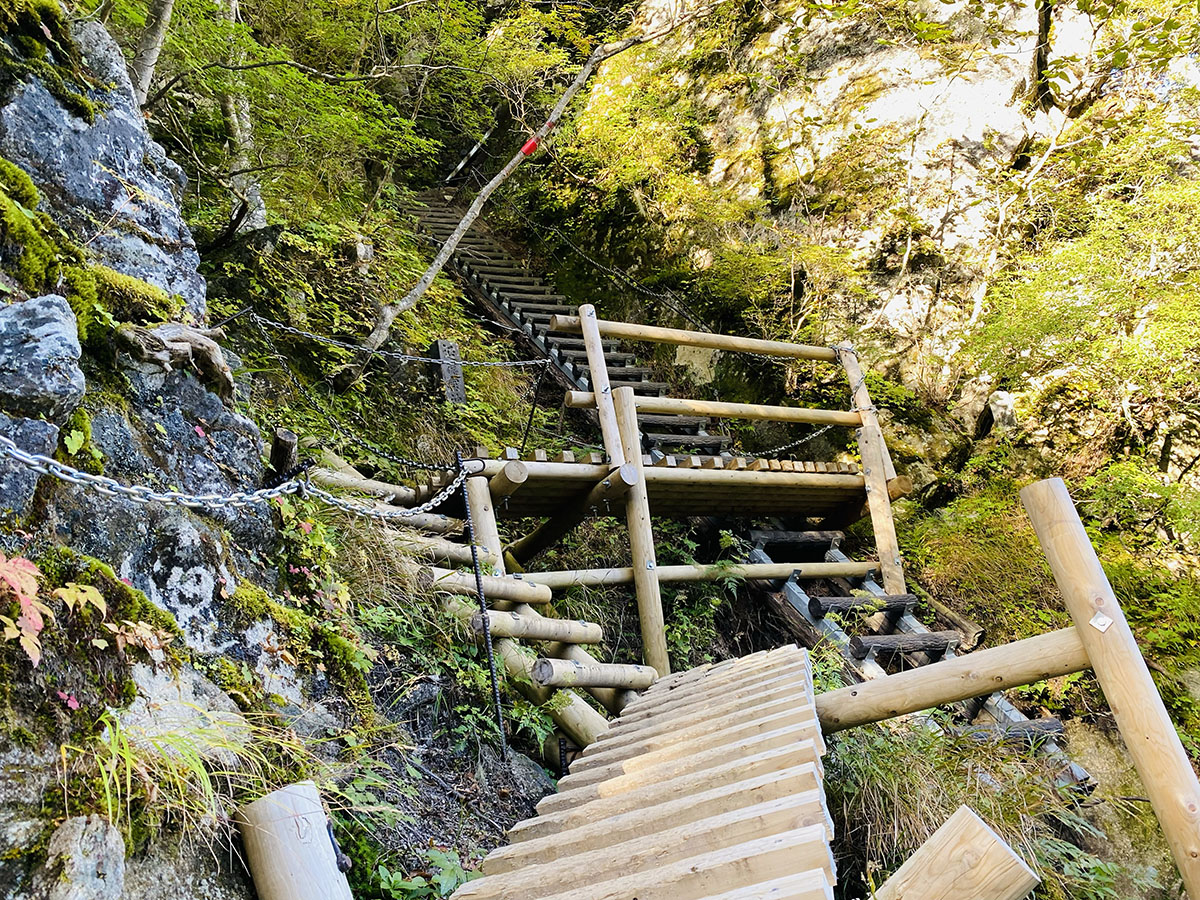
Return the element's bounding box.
[428,339,466,403]
[464,475,503,572]
[874,806,1038,900]
[836,343,905,595]
[614,386,671,676]
[579,303,626,466]
[1022,478,1200,896]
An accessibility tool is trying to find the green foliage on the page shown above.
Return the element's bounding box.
[1082,458,1200,544]
[57,407,104,474]
[377,848,480,898]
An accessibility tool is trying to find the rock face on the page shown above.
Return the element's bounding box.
[29,816,125,900]
[0,22,206,319]
[0,413,58,522]
[0,295,86,421]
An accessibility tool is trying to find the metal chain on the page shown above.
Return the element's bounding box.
[304,467,472,521]
[458,450,507,755]
[755,423,836,457]
[252,313,552,369]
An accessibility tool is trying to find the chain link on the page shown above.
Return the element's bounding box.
[252,313,552,369]
[755,423,835,457]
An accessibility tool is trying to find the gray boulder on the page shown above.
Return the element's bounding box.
[29,816,125,900]
[0,413,58,522]
[0,295,85,421]
[0,23,206,319]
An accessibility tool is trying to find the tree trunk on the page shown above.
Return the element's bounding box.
[218,0,268,231]
[130,0,176,107]
[333,4,721,391]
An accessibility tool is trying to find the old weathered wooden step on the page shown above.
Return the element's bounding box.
[634,413,712,428]
[808,593,917,618]
[950,717,1064,742]
[547,334,619,351]
[848,630,959,660]
[508,301,575,313]
[610,378,670,392]
[557,348,638,365]
[749,529,845,548]
[645,432,730,449]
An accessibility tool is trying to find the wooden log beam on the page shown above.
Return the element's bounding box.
[642,467,865,490]
[815,628,1090,733]
[310,467,418,505]
[614,386,671,676]
[809,594,917,618]
[579,303,627,466]
[488,460,528,499]
[1022,477,1200,896]
[532,657,658,690]
[875,806,1039,900]
[520,561,879,589]
[506,463,639,564]
[388,532,496,567]
[849,630,960,660]
[550,314,840,362]
[566,390,861,427]
[422,567,552,605]
[472,610,603,644]
[837,343,905,595]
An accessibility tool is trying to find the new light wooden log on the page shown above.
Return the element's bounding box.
[1022,477,1200,896]
[566,391,861,427]
[509,827,834,900]
[454,799,833,900]
[506,463,639,563]
[489,460,528,498]
[643,466,864,489]
[532,657,657,690]
[549,314,840,363]
[874,805,1038,900]
[310,467,418,504]
[236,781,353,900]
[815,627,1090,733]
[491,771,828,871]
[579,304,626,466]
[473,610,602,644]
[391,532,497,567]
[443,598,609,746]
[423,567,552,604]
[464,475,502,556]
[614,386,671,675]
[520,560,878,589]
[837,343,905,595]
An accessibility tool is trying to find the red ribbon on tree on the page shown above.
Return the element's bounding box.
[521,120,557,156]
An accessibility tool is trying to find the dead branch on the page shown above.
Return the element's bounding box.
[116,324,237,404]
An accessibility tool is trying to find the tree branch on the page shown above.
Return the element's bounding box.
[333,2,727,390]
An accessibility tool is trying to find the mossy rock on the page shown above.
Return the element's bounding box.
[0,0,97,123]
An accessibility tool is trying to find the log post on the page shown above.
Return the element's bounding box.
[488,460,528,499]
[267,427,298,483]
[874,805,1038,900]
[836,343,905,595]
[579,304,626,466]
[427,338,466,403]
[1022,477,1200,896]
[614,386,671,676]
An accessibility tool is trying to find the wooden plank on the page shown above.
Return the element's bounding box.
[874,806,1038,900]
[549,314,840,362]
[614,386,670,676]
[456,798,833,899]
[814,628,1090,734]
[1022,477,1200,893]
[493,769,828,867]
[505,827,834,900]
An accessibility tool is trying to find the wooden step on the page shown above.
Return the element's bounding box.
[634,413,712,428]
[558,348,638,365]
[849,630,960,660]
[504,291,572,303]
[749,529,845,548]
[645,432,730,449]
[547,335,619,351]
[808,593,917,618]
[507,300,574,312]
[609,378,670,392]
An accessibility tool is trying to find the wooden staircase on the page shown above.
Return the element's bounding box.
[413,196,731,454]
[450,646,836,900]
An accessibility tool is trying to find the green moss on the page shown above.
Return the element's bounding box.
[227,581,315,644]
[91,264,182,323]
[315,625,375,723]
[0,0,97,123]
[55,407,103,474]
[0,166,63,291]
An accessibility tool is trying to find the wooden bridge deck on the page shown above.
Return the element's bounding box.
[450,645,834,900]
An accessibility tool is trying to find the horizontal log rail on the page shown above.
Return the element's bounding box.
[532,658,659,690]
[549,314,840,362]
[421,567,552,604]
[566,391,862,427]
[520,560,879,589]
[471,610,603,644]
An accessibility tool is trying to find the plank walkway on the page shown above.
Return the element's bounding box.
[450,645,835,900]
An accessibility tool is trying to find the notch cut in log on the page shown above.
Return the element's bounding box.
[874,805,1038,900]
[420,567,551,604]
[849,630,959,660]
[532,657,658,690]
[472,610,602,644]
[808,594,916,618]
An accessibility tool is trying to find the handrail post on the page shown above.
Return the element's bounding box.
[836,343,906,595]
[1023,478,1200,895]
[578,304,626,465]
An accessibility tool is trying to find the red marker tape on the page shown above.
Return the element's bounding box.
[521,137,540,156]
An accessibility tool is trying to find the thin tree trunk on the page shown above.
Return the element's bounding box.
[334,4,722,390]
[130,0,176,106]
[218,0,268,231]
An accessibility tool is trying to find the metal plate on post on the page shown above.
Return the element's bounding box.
[428,339,466,403]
